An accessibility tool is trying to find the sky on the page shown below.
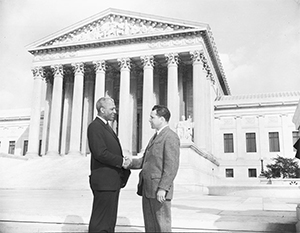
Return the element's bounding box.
[0,0,299,110]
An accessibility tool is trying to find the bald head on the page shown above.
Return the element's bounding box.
[96,97,116,121]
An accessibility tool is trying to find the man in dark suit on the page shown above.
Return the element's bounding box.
[87,97,131,232]
[128,105,180,232]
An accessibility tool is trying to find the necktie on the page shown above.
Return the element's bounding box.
[152,133,157,141]
[106,122,115,134]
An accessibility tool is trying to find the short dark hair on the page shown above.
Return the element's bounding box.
[152,105,171,122]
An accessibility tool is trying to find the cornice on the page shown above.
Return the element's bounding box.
[28,29,202,54]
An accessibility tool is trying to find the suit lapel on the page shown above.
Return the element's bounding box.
[146,126,169,149]
[97,118,119,142]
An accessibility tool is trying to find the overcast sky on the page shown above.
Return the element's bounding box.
[0,0,299,110]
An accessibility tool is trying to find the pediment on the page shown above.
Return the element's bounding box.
[28,8,207,50]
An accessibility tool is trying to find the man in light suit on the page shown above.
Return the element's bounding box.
[128,105,180,232]
[87,97,131,232]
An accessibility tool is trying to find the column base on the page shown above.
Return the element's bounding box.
[67,151,83,156]
[25,152,41,158]
[45,151,60,156]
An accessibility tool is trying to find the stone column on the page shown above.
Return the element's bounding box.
[26,67,44,157]
[81,68,94,155]
[141,55,154,151]
[205,69,214,153]
[235,116,243,159]
[40,76,53,156]
[257,115,267,161]
[280,114,290,156]
[118,57,131,156]
[68,62,85,156]
[47,65,64,156]
[165,53,179,130]
[190,51,207,149]
[93,60,106,117]
[60,70,73,155]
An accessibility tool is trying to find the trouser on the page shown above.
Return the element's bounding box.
[142,195,172,232]
[88,189,120,232]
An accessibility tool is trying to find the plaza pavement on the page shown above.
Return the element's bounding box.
[0,155,298,232]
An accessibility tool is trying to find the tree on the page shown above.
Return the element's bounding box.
[263,155,300,179]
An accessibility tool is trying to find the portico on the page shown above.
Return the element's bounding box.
[26,8,230,157]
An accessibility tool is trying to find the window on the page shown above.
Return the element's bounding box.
[224,133,234,153]
[8,141,15,154]
[269,132,280,152]
[246,133,257,152]
[248,168,257,178]
[225,168,234,178]
[292,131,300,151]
[23,140,28,156]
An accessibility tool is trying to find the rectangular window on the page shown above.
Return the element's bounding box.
[292,131,300,151]
[248,168,257,178]
[246,133,257,152]
[225,168,234,178]
[8,141,15,154]
[23,140,28,156]
[224,133,234,153]
[269,132,280,152]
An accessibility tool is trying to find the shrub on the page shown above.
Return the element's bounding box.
[263,155,300,179]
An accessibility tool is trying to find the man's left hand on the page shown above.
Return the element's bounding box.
[156,189,166,203]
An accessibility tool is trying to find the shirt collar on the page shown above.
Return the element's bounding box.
[156,125,168,135]
[97,115,108,125]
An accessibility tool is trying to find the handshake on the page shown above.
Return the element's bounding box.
[122,156,132,169]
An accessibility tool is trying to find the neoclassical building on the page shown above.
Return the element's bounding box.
[25,8,229,159]
[1,9,298,186]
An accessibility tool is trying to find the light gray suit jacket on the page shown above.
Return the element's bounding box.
[132,126,180,200]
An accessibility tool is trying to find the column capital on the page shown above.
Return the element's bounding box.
[51,64,64,77]
[93,60,106,73]
[118,57,131,70]
[72,62,85,75]
[190,50,215,84]
[190,50,204,63]
[31,67,44,79]
[165,53,179,66]
[141,55,154,68]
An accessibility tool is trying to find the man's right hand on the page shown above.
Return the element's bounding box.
[122,156,132,169]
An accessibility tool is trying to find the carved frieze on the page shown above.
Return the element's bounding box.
[33,50,77,62]
[148,36,202,49]
[41,14,192,47]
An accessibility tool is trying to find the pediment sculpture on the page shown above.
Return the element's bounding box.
[41,14,193,47]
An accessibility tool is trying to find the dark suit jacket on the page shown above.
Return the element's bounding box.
[137,126,180,200]
[88,117,130,191]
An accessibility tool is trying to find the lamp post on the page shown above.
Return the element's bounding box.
[259,157,265,177]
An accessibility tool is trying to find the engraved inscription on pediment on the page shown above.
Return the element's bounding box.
[41,14,193,47]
